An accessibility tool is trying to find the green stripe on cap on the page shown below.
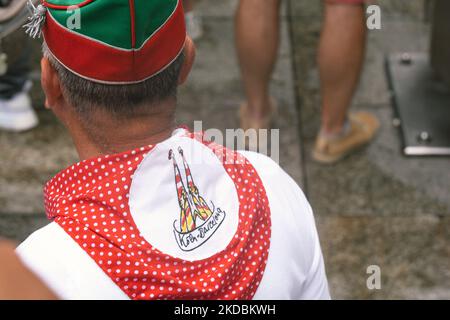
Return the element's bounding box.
[47,0,178,50]
[45,0,95,7]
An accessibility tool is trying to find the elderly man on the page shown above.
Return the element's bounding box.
[16,0,329,300]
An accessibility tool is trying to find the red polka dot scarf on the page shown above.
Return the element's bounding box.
[44,129,272,300]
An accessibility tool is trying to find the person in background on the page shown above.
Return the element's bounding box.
[0,0,38,132]
[236,0,379,164]
[184,0,203,41]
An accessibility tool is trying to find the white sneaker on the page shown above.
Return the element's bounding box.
[185,11,203,41]
[0,91,39,132]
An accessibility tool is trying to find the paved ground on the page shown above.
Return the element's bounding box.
[290,0,450,299]
[0,0,448,299]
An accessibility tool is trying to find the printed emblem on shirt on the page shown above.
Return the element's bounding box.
[129,137,239,261]
[169,147,226,252]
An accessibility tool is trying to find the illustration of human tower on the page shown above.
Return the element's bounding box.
[169,148,214,233]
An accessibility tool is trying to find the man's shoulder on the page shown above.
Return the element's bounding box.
[16,222,74,298]
[17,222,66,254]
[238,151,290,184]
[238,151,308,205]
[16,222,77,279]
[17,222,128,300]
[239,152,330,299]
[238,150,314,242]
[238,150,281,171]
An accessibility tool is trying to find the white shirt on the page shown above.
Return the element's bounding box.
[17,151,330,300]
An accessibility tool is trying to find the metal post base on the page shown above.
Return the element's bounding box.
[386,53,450,156]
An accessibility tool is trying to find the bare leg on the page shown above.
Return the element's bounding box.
[318,2,366,135]
[235,0,281,120]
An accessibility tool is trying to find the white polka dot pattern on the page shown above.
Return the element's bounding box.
[44,130,271,300]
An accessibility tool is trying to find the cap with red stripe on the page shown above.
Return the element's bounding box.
[33,0,186,84]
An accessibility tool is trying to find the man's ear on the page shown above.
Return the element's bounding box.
[41,57,63,110]
[178,36,196,85]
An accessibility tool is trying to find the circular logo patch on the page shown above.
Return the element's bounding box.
[129,137,239,262]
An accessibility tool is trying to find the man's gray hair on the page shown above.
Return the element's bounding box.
[42,42,185,120]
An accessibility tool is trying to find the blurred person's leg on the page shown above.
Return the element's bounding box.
[313,0,379,164]
[235,0,281,131]
[0,32,38,132]
[319,0,365,134]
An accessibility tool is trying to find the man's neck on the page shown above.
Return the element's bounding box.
[67,103,177,161]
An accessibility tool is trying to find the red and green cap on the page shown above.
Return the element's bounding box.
[39,0,186,84]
